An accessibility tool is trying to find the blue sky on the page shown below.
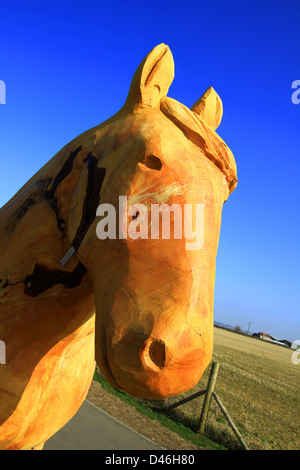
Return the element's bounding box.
[0,0,299,340]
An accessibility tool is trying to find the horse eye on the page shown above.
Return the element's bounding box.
[132,211,140,220]
[141,155,162,171]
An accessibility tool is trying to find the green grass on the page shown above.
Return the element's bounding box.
[93,370,227,450]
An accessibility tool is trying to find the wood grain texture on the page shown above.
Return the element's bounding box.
[0,43,237,449]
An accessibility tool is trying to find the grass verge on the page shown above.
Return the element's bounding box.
[93,370,227,450]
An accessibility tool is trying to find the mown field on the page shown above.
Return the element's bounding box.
[152,327,300,450]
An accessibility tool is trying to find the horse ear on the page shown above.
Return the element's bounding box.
[191,87,223,130]
[125,43,174,108]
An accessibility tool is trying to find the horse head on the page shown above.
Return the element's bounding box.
[69,44,237,399]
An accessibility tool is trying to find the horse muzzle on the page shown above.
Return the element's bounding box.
[96,321,210,399]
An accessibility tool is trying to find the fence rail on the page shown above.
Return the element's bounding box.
[152,361,249,450]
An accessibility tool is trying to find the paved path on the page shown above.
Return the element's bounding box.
[44,400,162,450]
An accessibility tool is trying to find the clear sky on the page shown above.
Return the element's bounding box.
[0,0,299,341]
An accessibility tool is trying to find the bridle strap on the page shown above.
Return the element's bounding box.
[60,246,76,266]
[60,154,106,266]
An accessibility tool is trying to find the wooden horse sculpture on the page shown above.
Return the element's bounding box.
[0,44,237,449]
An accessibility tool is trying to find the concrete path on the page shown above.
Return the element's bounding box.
[44,400,162,450]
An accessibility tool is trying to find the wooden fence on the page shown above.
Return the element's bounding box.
[153,361,249,450]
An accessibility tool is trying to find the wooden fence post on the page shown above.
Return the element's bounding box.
[212,392,250,450]
[197,361,220,433]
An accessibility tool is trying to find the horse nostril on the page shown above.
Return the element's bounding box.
[148,339,166,369]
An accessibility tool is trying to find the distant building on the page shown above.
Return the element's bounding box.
[252,332,291,348]
[258,332,272,341]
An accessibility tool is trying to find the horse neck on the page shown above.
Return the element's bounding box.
[0,144,88,289]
